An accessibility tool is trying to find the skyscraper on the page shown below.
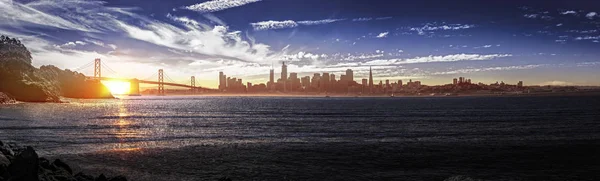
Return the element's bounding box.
[219,72,226,91]
[269,69,274,84]
[269,69,275,90]
[346,69,354,82]
[322,72,330,92]
[281,62,288,81]
[362,79,368,93]
[368,66,374,93]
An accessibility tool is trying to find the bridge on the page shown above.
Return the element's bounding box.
[77,58,214,95]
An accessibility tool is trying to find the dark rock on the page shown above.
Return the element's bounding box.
[107,176,127,181]
[52,159,73,175]
[0,143,13,157]
[39,158,53,170]
[8,146,39,181]
[0,154,8,167]
[95,174,107,181]
[74,172,94,181]
[218,177,232,181]
[0,92,14,104]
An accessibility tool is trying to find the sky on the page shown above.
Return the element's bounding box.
[1,0,599,88]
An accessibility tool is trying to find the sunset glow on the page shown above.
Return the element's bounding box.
[101,81,130,95]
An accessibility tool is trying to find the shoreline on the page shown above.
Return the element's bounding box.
[128,90,600,98]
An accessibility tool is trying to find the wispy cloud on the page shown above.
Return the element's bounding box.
[376,32,389,38]
[575,35,600,40]
[561,10,577,15]
[297,19,345,25]
[183,0,261,13]
[432,65,543,75]
[586,12,598,19]
[251,19,344,31]
[363,54,512,66]
[352,17,392,21]
[251,20,298,31]
[409,23,475,35]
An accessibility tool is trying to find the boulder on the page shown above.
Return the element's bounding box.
[0,142,14,157]
[8,146,39,181]
[0,154,9,167]
[95,174,107,181]
[108,176,127,181]
[52,159,73,175]
[74,172,95,181]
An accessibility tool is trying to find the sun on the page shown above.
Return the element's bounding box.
[101,81,131,95]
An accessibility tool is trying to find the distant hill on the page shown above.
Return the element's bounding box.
[0,35,113,103]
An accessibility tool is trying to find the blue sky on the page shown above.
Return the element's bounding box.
[1,0,599,87]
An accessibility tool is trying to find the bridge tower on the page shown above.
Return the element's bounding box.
[190,76,196,93]
[130,79,140,96]
[158,69,165,95]
[94,58,101,78]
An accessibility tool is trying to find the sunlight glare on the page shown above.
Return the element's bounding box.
[101,81,130,95]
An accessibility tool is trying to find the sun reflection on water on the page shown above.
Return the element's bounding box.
[110,101,142,152]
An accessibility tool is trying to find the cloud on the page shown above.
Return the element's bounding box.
[183,0,261,13]
[561,10,577,15]
[352,17,392,21]
[432,65,542,75]
[250,19,344,31]
[297,19,345,25]
[575,36,600,40]
[586,12,598,19]
[409,23,475,35]
[523,14,539,19]
[0,0,283,67]
[167,13,207,30]
[363,54,512,66]
[251,20,298,30]
[376,32,389,38]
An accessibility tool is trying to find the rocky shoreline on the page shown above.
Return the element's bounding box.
[0,141,127,181]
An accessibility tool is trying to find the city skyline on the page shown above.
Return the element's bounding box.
[215,61,532,95]
[1,0,600,88]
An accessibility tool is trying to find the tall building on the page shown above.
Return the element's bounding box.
[453,78,458,85]
[269,69,275,91]
[385,80,390,89]
[219,72,226,91]
[322,72,330,92]
[269,69,274,84]
[346,69,354,82]
[362,79,368,93]
[398,80,403,87]
[368,66,374,92]
[301,76,311,89]
[281,62,288,81]
[517,81,523,88]
[290,72,298,91]
[312,73,321,89]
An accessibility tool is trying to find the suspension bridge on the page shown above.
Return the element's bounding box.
[75,58,214,95]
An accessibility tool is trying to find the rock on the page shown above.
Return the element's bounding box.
[218,177,232,181]
[0,154,9,167]
[52,159,73,175]
[95,174,107,181]
[39,157,53,170]
[0,92,15,104]
[0,143,14,157]
[74,172,94,181]
[108,176,127,181]
[8,146,39,181]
